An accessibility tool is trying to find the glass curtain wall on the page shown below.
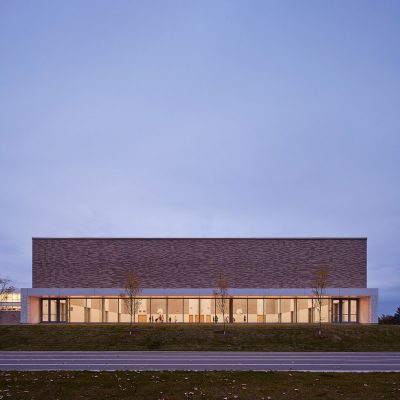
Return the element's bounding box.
[40,297,360,324]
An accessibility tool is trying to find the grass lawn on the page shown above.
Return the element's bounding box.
[0,371,399,399]
[0,324,400,351]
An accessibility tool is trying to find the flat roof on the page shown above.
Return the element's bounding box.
[32,237,367,240]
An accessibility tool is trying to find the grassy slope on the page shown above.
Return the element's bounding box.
[1,324,400,351]
[1,371,400,400]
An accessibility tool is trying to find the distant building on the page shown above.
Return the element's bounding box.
[21,237,378,324]
[0,290,21,324]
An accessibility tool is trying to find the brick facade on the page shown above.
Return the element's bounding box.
[32,238,367,289]
[0,311,20,324]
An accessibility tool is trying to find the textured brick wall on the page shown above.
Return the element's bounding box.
[32,238,367,289]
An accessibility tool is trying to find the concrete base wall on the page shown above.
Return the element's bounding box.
[0,311,20,324]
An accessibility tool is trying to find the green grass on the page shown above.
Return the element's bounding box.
[1,324,400,351]
[1,371,399,399]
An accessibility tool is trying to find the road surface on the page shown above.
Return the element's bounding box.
[1,351,399,372]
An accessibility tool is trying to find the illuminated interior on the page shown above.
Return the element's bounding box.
[39,296,359,324]
[0,292,21,311]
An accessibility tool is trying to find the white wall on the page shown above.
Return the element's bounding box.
[359,293,379,323]
[20,290,40,324]
[28,297,40,323]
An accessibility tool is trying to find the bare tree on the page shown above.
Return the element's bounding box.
[311,266,329,336]
[213,275,229,335]
[121,271,142,335]
[0,276,15,303]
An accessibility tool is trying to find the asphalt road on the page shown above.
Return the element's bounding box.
[1,351,399,372]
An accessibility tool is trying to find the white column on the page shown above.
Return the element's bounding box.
[20,289,28,323]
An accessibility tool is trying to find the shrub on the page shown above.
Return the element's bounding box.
[379,306,400,324]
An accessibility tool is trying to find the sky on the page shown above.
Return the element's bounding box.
[0,1,399,315]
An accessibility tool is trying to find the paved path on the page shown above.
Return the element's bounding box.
[1,351,400,372]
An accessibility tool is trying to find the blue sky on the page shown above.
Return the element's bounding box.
[0,1,399,314]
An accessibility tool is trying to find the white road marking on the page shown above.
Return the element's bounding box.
[1,363,399,366]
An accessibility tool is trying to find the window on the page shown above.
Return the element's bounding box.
[331,298,358,323]
[41,298,67,323]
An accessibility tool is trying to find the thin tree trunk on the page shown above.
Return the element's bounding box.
[130,307,133,335]
[320,300,323,336]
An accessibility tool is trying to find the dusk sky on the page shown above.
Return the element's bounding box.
[0,1,399,314]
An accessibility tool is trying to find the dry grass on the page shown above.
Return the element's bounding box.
[1,370,399,399]
[0,324,400,351]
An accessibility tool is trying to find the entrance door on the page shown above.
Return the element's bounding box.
[41,298,67,323]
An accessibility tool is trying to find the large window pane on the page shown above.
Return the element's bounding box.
[342,299,349,323]
[69,298,85,322]
[313,299,330,324]
[297,299,311,323]
[119,298,147,323]
[41,299,49,322]
[350,299,358,322]
[210,298,216,322]
[233,298,247,323]
[137,298,148,323]
[183,298,190,323]
[265,299,279,323]
[49,300,58,322]
[151,298,166,323]
[247,299,258,323]
[103,299,119,323]
[88,299,102,323]
[332,299,340,323]
[119,298,130,323]
[322,299,330,323]
[281,299,295,323]
[214,297,229,324]
[188,298,199,323]
[59,299,67,322]
[168,298,183,323]
[200,298,213,323]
